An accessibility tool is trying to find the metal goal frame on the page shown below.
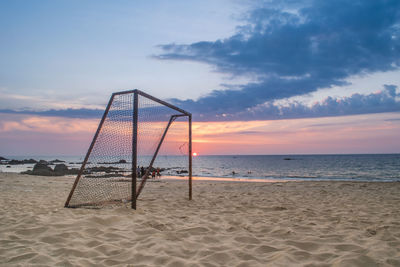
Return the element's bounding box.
[64,89,192,209]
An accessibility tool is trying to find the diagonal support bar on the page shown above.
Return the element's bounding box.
[136,115,178,198]
[65,94,115,208]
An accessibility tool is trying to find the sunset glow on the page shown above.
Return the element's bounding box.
[1,112,399,156]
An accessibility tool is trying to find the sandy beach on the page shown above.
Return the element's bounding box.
[0,172,399,266]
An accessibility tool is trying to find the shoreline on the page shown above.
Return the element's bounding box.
[2,171,399,183]
[161,175,400,183]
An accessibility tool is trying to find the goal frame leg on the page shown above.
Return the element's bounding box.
[189,114,192,200]
[131,91,138,209]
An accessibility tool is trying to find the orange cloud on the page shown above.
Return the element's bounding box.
[0,114,98,134]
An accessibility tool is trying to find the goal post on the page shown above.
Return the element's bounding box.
[65,89,192,209]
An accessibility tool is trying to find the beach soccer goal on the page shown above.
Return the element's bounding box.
[65,89,192,209]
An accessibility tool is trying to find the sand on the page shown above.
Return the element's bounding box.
[0,173,399,266]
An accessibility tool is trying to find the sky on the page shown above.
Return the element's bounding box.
[1,0,400,156]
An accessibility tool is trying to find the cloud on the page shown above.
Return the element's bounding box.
[0,108,103,119]
[1,85,399,121]
[227,85,400,121]
[156,0,400,119]
[0,90,105,111]
[0,114,98,134]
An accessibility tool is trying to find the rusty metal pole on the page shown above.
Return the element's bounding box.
[131,92,138,209]
[188,114,192,200]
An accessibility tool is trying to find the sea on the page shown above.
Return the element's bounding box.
[1,154,400,182]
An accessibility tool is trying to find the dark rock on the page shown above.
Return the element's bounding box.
[33,163,53,172]
[1,158,37,165]
[8,159,24,165]
[118,159,127,163]
[23,159,37,164]
[22,163,79,176]
[38,160,49,165]
[283,158,292,160]
[50,159,65,163]
[0,156,8,161]
[75,161,89,164]
[6,165,11,168]
[54,164,69,174]
[21,163,56,176]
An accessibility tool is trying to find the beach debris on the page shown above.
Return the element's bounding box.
[273,206,287,211]
[366,228,377,236]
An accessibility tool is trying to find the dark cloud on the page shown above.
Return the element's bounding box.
[227,85,400,121]
[2,85,399,121]
[156,0,400,119]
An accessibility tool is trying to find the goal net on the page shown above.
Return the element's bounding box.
[65,90,192,209]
